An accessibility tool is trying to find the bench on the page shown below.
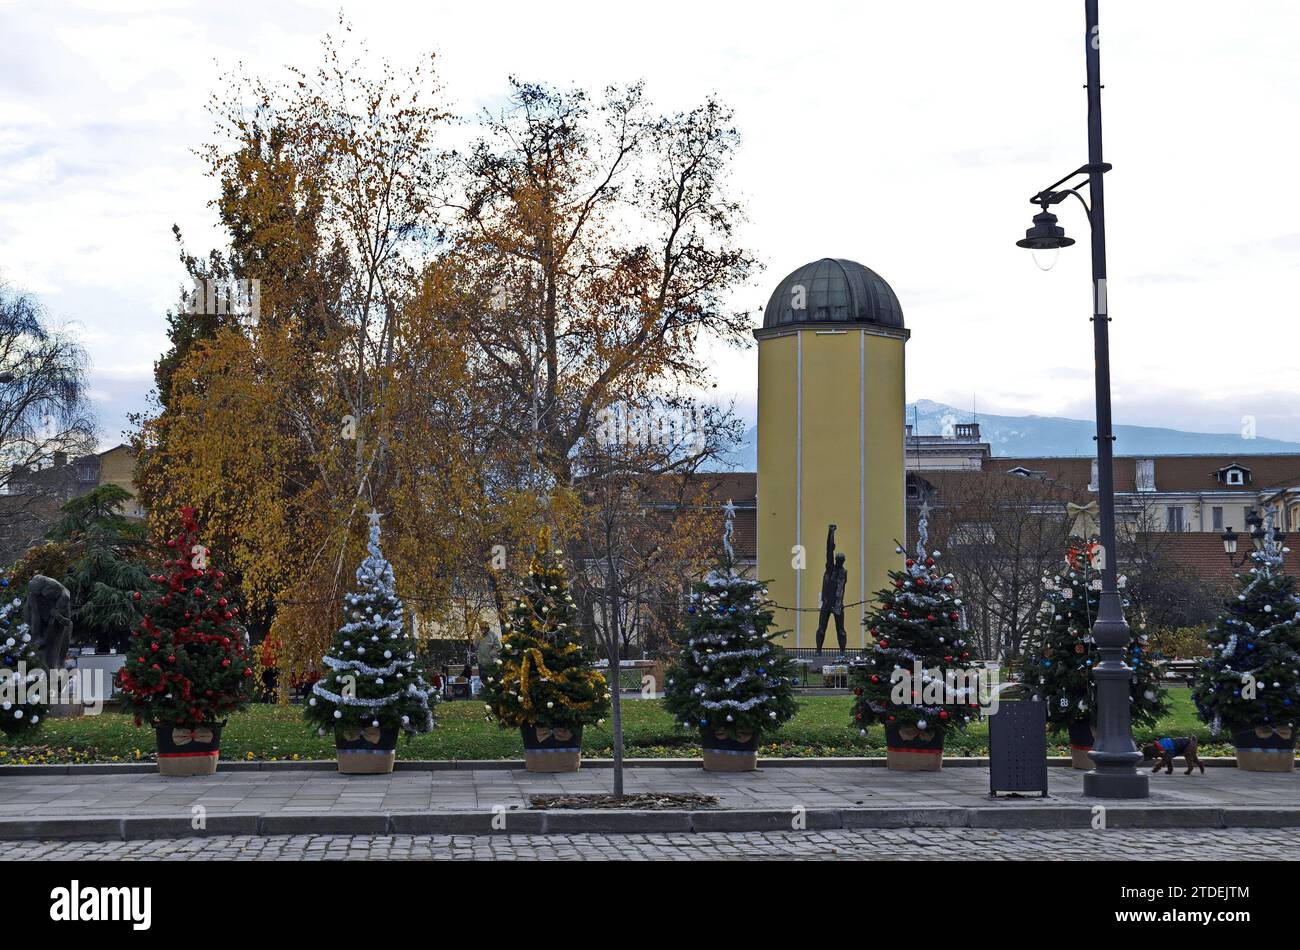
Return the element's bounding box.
[1162,659,1200,685]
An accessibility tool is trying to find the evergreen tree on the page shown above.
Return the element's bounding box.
[51,485,152,653]
[663,548,799,739]
[1020,537,1168,730]
[850,507,982,735]
[1193,523,1300,734]
[0,576,47,736]
[305,514,435,737]
[116,507,255,726]
[479,537,610,731]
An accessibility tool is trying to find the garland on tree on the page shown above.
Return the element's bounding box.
[116,507,255,727]
[0,576,47,736]
[850,506,982,734]
[663,505,798,738]
[305,513,435,737]
[1019,537,1168,730]
[478,535,610,730]
[1192,520,1300,734]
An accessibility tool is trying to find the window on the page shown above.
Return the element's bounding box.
[1212,506,1224,530]
[1226,469,1244,486]
[1135,459,1156,492]
[1166,506,1184,532]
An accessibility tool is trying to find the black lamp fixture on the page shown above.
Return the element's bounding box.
[1017,206,1076,271]
[1246,509,1266,551]
[0,371,15,384]
[1224,510,1287,568]
[1016,207,1075,250]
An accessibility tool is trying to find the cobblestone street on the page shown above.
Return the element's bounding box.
[6,827,1297,861]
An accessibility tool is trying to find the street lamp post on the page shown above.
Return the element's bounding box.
[1222,510,1284,569]
[1015,0,1148,798]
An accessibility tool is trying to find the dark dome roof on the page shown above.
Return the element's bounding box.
[763,258,904,330]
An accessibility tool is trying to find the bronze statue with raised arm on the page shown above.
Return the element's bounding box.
[815,525,847,655]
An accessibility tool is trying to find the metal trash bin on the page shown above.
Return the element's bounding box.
[989,699,1048,797]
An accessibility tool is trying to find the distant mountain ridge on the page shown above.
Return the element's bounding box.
[714,399,1300,470]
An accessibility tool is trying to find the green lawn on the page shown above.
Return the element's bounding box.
[0,688,1231,764]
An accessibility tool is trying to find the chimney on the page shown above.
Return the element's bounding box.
[53,451,67,468]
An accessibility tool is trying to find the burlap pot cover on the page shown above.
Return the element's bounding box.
[1232,725,1296,773]
[884,722,944,772]
[335,726,399,775]
[1067,719,1095,770]
[521,724,583,773]
[155,723,223,777]
[700,726,760,772]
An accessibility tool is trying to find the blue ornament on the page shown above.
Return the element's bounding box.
[687,607,695,614]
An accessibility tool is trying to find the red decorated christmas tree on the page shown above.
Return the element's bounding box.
[116,507,255,727]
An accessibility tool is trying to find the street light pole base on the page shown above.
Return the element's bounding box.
[1083,768,1150,799]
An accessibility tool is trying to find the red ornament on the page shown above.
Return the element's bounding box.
[939,710,949,721]
[905,559,914,567]
[132,591,142,601]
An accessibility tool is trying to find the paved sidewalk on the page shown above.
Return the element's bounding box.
[0,761,1297,840]
[8,828,1298,861]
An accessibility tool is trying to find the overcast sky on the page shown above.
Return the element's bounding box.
[2,0,1298,449]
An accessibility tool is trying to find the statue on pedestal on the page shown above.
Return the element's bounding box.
[26,575,72,670]
[815,525,847,655]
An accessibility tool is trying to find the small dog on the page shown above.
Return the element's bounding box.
[1141,736,1205,775]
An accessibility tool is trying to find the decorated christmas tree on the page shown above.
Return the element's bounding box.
[850,505,982,759]
[0,576,47,736]
[116,506,256,727]
[478,535,609,743]
[305,513,435,741]
[663,504,799,762]
[1192,517,1300,755]
[1020,537,1168,735]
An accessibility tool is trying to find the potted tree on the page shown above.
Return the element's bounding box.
[850,506,982,770]
[1193,519,1299,772]
[116,507,255,776]
[479,537,609,772]
[0,576,48,735]
[664,517,798,771]
[305,513,435,773]
[1019,537,1167,768]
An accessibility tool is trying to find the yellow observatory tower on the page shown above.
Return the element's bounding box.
[754,259,908,649]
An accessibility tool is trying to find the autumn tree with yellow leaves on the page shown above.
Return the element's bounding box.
[133,21,758,693]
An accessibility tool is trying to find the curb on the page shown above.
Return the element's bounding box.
[0,755,1251,776]
[2,804,1298,841]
